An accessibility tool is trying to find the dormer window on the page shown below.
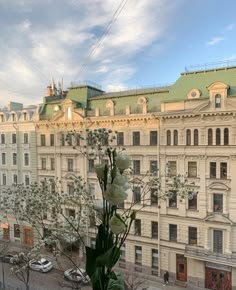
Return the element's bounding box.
[12,113,16,122]
[23,112,27,121]
[215,94,221,108]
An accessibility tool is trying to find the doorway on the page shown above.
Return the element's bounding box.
[176,254,187,281]
[205,267,231,290]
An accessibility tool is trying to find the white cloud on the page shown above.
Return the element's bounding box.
[17,19,32,32]
[0,0,179,106]
[225,23,235,31]
[206,36,224,46]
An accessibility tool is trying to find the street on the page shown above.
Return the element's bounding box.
[0,262,91,290]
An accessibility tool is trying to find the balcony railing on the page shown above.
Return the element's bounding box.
[185,245,236,266]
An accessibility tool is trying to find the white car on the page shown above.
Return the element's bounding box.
[29,258,53,273]
[64,268,90,283]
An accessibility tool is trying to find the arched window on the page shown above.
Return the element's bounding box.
[215,94,221,108]
[186,129,191,146]
[173,130,178,146]
[194,129,198,145]
[208,128,213,145]
[167,130,171,146]
[224,128,229,145]
[216,128,221,145]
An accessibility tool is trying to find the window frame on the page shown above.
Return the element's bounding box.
[169,224,177,242]
[150,131,158,146]
[133,131,140,146]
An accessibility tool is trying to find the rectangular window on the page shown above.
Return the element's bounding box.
[117,132,124,146]
[2,153,6,165]
[135,246,142,265]
[188,192,197,210]
[133,131,140,146]
[90,238,96,249]
[12,133,16,144]
[14,224,20,238]
[133,187,141,203]
[88,159,95,172]
[1,134,5,144]
[13,153,17,165]
[25,175,30,186]
[2,173,6,185]
[120,244,126,262]
[66,134,72,146]
[189,227,197,245]
[133,160,140,175]
[150,188,158,205]
[169,191,177,208]
[13,174,17,184]
[41,158,46,170]
[41,134,46,146]
[220,162,227,179]
[50,134,55,146]
[151,221,158,239]
[150,131,158,146]
[67,159,74,172]
[152,249,159,269]
[168,161,177,177]
[24,153,29,166]
[66,208,75,218]
[213,230,223,253]
[134,219,141,236]
[50,158,55,170]
[210,162,216,178]
[150,160,158,175]
[61,134,65,146]
[67,182,75,195]
[169,224,177,242]
[213,194,223,212]
[24,133,28,144]
[188,162,197,178]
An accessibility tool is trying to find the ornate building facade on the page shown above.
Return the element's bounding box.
[2,66,236,289]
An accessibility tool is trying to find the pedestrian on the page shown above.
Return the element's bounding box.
[163,271,169,286]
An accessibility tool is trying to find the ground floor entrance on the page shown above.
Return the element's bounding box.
[176,254,187,281]
[205,266,231,290]
[23,226,34,246]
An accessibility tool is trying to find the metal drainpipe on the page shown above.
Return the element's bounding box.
[157,116,161,277]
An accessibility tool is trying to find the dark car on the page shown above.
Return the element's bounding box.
[0,253,16,263]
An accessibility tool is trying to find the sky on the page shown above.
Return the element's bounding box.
[0,0,236,107]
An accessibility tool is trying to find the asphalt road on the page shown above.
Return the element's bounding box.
[0,262,92,290]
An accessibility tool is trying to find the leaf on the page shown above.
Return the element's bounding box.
[96,247,120,268]
[85,246,97,277]
[108,272,124,290]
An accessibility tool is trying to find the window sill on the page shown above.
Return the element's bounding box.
[187,209,199,212]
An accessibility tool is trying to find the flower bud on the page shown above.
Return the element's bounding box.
[94,164,106,180]
[109,214,126,235]
[115,154,130,170]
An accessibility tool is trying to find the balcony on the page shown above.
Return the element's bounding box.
[185,245,236,266]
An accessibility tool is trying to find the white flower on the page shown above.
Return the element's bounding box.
[94,163,106,179]
[113,172,129,190]
[109,214,126,235]
[104,184,127,206]
[94,199,103,212]
[115,154,130,170]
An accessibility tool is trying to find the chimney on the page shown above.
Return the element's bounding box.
[47,85,53,96]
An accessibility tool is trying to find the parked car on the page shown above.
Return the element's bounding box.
[64,268,90,283]
[0,254,14,263]
[29,258,53,272]
[0,252,19,264]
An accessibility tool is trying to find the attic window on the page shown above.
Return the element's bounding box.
[215,94,221,108]
[23,112,27,121]
[0,115,4,122]
[187,89,201,99]
[12,113,16,122]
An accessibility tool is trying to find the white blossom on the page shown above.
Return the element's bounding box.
[109,214,126,235]
[115,154,130,170]
[104,184,127,206]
